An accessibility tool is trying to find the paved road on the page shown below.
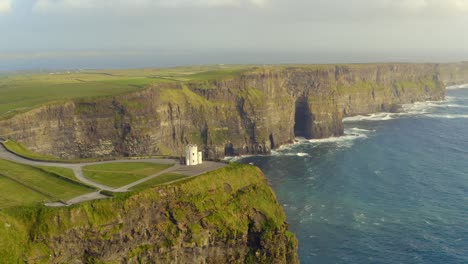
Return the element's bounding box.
[113,161,226,192]
[0,141,227,206]
[0,142,179,191]
[45,192,108,207]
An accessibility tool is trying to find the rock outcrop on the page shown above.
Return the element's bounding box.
[1,63,467,159]
[0,164,298,264]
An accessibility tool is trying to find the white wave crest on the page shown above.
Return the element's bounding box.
[223,154,254,162]
[307,128,371,148]
[272,128,373,156]
[347,127,376,133]
[446,83,468,90]
[446,96,457,102]
[345,94,468,122]
[401,101,444,115]
[271,150,310,157]
[425,114,468,119]
[343,112,396,122]
[445,104,468,109]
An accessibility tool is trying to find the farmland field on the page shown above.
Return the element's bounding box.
[0,65,252,117]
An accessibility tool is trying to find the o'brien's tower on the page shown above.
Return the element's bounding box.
[185,144,203,166]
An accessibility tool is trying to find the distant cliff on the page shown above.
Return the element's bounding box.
[0,63,467,159]
[0,164,298,263]
[439,62,468,86]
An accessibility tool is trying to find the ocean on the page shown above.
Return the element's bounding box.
[234,85,468,263]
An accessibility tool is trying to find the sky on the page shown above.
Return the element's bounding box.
[1,0,468,70]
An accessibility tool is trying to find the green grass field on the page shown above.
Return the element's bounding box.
[0,176,49,208]
[0,65,253,117]
[83,162,173,188]
[36,166,78,182]
[0,159,94,208]
[130,173,187,190]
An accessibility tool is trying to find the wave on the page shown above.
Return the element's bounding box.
[347,127,376,133]
[448,97,468,102]
[401,101,445,115]
[446,96,459,102]
[445,104,468,109]
[271,150,310,157]
[446,83,468,90]
[425,114,468,119]
[271,128,373,156]
[345,97,468,122]
[306,128,372,148]
[223,154,254,162]
[343,112,396,122]
[308,133,368,144]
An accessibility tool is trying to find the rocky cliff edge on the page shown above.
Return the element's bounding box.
[0,164,298,264]
[0,63,467,159]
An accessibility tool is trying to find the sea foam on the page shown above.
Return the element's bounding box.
[343,112,396,122]
[305,127,373,148]
[425,114,468,119]
[401,101,444,115]
[446,83,468,90]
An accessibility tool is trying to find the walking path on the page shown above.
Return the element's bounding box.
[0,141,226,206]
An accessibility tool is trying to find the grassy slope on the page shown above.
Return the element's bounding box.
[82,162,173,187]
[2,140,117,163]
[36,166,78,182]
[0,176,49,208]
[0,63,449,120]
[0,159,94,208]
[0,164,295,263]
[3,140,60,162]
[130,172,187,190]
[0,65,253,117]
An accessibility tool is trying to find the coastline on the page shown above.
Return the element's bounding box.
[228,84,468,161]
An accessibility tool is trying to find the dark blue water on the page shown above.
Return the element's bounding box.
[236,87,468,264]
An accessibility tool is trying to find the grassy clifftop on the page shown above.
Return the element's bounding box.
[0,163,298,263]
[3,62,465,119]
[0,65,252,118]
[1,63,465,161]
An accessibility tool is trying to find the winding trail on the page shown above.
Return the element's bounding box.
[0,141,226,206]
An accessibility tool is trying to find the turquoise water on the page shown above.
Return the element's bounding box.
[237,87,468,263]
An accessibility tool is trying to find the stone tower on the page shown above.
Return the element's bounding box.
[185,144,203,166]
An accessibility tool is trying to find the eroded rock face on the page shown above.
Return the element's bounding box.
[1,63,467,159]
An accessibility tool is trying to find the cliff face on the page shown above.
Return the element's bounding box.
[0,63,465,159]
[439,62,468,85]
[0,164,298,264]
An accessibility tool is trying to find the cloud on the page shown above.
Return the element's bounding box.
[383,0,468,14]
[0,0,11,13]
[33,0,269,12]
[261,0,468,23]
[30,0,468,19]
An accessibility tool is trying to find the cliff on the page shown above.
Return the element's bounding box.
[0,164,298,263]
[0,63,467,159]
[439,62,468,86]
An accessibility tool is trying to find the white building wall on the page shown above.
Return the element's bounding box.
[198,151,203,164]
[185,144,201,166]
